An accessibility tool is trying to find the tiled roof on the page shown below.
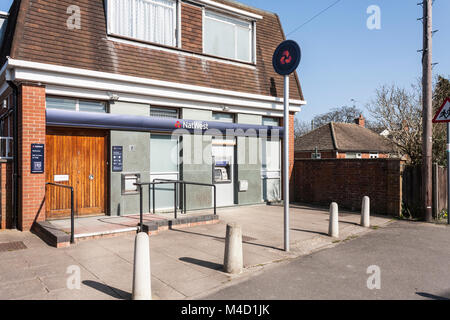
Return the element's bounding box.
[295,122,396,153]
[1,0,303,101]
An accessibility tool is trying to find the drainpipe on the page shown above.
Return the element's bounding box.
[6,79,19,230]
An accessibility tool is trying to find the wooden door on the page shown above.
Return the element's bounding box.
[46,128,108,219]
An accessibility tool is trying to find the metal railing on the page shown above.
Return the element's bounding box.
[45,183,75,244]
[134,180,217,231]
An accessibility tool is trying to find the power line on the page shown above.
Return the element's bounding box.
[286,0,343,37]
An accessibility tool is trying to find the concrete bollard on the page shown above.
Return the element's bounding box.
[361,196,370,227]
[223,223,243,274]
[132,232,152,300]
[328,202,339,238]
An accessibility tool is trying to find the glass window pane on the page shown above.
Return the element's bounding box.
[204,17,235,60]
[109,0,175,46]
[150,134,178,173]
[212,112,234,123]
[262,117,279,126]
[236,26,250,62]
[262,140,280,171]
[150,107,178,119]
[79,100,107,113]
[46,97,77,111]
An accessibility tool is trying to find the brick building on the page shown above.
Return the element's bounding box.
[295,115,397,160]
[0,0,305,231]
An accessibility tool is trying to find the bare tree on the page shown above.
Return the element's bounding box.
[367,84,422,164]
[294,118,311,139]
[368,76,450,165]
[312,105,364,128]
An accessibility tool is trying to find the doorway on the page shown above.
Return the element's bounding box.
[45,128,108,219]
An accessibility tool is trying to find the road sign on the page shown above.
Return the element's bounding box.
[272,40,301,76]
[433,97,450,123]
[433,97,450,225]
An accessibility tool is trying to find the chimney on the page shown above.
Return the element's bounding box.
[354,114,365,128]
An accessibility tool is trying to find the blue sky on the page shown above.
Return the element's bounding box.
[1,0,449,123]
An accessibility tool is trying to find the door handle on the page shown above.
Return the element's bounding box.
[89,174,94,181]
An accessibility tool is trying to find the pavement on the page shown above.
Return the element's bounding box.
[205,220,450,300]
[0,203,393,300]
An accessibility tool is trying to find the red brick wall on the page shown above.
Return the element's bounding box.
[293,159,404,215]
[181,2,203,53]
[18,84,46,231]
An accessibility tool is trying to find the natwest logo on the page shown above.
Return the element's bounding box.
[174,120,209,130]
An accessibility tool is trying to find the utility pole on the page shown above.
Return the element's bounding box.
[421,0,433,222]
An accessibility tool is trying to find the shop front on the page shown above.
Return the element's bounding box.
[44,98,284,219]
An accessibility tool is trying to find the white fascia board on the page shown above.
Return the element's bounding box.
[7,58,306,112]
[45,84,300,117]
[193,0,263,20]
[45,85,289,117]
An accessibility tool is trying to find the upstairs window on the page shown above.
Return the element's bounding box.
[204,11,254,63]
[107,0,177,47]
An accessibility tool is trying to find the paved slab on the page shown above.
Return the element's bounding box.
[0,204,392,300]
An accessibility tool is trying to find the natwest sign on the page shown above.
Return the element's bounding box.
[175,120,209,130]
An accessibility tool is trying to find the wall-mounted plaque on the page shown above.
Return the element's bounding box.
[31,144,44,174]
[112,146,123,172]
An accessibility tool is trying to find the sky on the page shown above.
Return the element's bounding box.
[1,0,449,124]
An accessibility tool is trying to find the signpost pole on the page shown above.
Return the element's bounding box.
[272,39,301,252]
[284,75,290,252]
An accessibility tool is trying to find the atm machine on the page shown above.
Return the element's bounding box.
[212,138,235,207]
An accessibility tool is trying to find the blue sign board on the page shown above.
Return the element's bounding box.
[272,40,301,76]
[31,144,44,174]
[112,146,123,172]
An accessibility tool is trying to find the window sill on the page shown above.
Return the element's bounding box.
[107,34,257,67]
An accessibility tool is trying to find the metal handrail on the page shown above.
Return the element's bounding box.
[45,183,75,244]
[134,180,217,231]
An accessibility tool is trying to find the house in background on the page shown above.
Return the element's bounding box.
[295,115,397,159]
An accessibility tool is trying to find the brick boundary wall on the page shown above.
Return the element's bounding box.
[293,159,405,216]
[18,84,47,231]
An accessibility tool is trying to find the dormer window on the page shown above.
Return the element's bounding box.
[107,0,178,47]
[203,10,254,63]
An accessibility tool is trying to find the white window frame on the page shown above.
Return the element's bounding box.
[106,0,180,48]
[46,97,107,113]
[369,152,379,159]
[346,152,362,159]
[202,8,256,64]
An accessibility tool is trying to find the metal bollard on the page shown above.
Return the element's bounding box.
[132,232,152,300]
[223,223,243,274]
[361,196,370,227]
[328,202,339,238]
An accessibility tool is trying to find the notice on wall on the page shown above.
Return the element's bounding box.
[31,144,44,174]
[112,146,123,172]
